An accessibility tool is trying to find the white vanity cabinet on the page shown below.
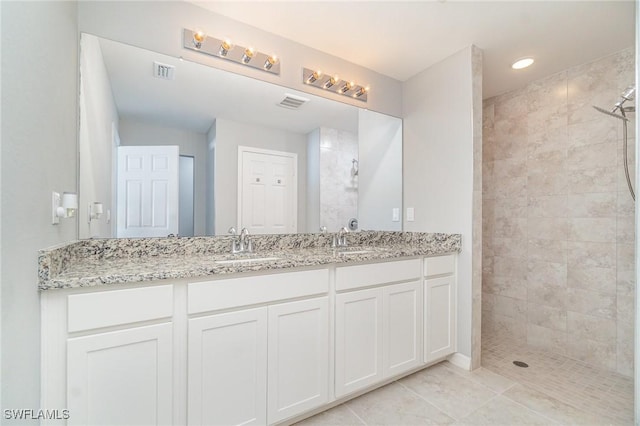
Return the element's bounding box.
[424,254,457,363]
[187,308,268,426]
[186,269,329,426]
[334,259,422,398]
[57,285,175,426]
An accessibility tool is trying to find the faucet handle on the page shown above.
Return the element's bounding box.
[228,227,237,235]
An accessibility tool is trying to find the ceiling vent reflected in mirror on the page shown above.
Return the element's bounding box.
[278,94,309,110]
[153,61,175,80]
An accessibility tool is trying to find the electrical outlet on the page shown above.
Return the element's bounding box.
[406,207,415,222]
[392,208,400,222]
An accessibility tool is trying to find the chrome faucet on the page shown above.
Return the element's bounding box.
[333,227,349,248]
[228,226,253,254]
[239,227,253,253]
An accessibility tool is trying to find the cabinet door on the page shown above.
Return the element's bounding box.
[67,323,173,426]
[267,297,329,424]
[424,275,456,363]
[335,288,383,398]
[188,308,267,426]
[383,280,423,377]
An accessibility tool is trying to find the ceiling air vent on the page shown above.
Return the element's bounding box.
[153,61,175,81]
[278,94,309,110]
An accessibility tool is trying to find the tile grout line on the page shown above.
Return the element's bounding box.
[393,380,462,422]
[343,401,368,426]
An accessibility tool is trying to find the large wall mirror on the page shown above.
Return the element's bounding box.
[78,33,403,239]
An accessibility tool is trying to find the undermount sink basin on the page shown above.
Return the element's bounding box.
[337,249,373,255]
[215,256,280,265]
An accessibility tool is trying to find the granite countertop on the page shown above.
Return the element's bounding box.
[38,231,461,290]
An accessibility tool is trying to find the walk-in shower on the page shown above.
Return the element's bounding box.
[593,85,636,201]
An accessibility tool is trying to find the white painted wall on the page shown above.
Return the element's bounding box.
[78,34,118,239]
[77,1,402,118]
[118,118,209,236]
[403,46,477,359]
[1,1,78,419]
[214,118,307,234]
[358,109,403,231]
[306,129,321,233]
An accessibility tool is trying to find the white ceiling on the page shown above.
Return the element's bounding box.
[190,0,636,99]
[98,36,360,134]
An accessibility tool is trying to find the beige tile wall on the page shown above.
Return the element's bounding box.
[482,48,635,376]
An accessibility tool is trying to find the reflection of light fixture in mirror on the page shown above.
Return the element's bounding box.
[242,47,255,63]
[264,55,278,70]
[307,70,322,83]
[192,30,206,49]
[183,29,280,75]
[88,202,104,223]
[52,191,78,224]
[302,67,368,102]
[218,39,232,57]
[324,75,338,89]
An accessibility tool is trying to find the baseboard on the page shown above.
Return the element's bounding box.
[447,352,472,370]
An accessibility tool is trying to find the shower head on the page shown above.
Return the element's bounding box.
[621,86,636,101]
[593,105,629,121]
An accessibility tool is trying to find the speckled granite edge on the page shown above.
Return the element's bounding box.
[39,232,461,290]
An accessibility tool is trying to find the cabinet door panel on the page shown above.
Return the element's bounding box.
[424,275,456,363]
[67,323,173,426]
[383,280,423,377]
[188,308,267,426]
[335,288,383,398]
[268,297,329,424]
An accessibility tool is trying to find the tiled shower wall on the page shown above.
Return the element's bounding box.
[319,127,358,231]
[482,47,635,376]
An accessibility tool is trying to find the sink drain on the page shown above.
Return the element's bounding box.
[513,360,529,368]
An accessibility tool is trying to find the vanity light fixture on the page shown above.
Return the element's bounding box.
[183,29,280,75]
[303,67,368,102]
[512,57,534,70]
[52,191,78,224]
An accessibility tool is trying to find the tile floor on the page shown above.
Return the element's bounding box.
[296,335,634,425]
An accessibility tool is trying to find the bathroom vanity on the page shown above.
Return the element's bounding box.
[39,232,460,425]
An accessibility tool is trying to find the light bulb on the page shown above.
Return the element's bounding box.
[264,55,278,70]
[307,70,322,84]
[219,39,232,56]
[324,75,338,89]
[193,30,206,49]
[242,47,255,63]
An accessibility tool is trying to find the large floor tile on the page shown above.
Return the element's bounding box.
[455,395,557,425]
[346,382,455,426]
[398,363,498,420]
[441,362,516,393]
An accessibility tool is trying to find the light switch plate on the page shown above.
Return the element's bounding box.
[52,192,61,225]
[406,207,415,222]
[392,208,400,222]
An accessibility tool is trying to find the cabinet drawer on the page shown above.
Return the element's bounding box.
[68,285,173,333]
[424,254,455,278]
[336,259,420,291]
[188,269,329,314]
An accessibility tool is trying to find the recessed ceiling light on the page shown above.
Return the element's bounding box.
[512,57,534,70]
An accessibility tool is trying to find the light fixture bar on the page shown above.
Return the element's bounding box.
[302,67,368,102]
[183,29,280,75]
